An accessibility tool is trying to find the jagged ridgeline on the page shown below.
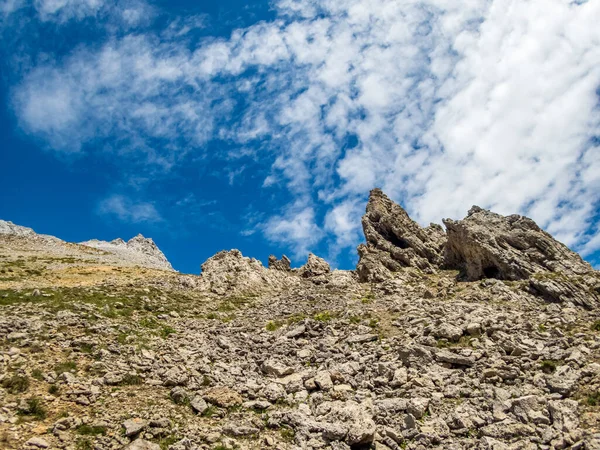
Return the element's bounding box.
[358,188,600,308]
[1,191,600,450]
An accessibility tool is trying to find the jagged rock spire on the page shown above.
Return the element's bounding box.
[356,188,446,282]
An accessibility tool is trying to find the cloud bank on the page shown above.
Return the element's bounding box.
[5,0,600,262]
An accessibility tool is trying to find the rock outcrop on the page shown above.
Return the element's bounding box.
[443,206,599,307]
[268,254,291,271]
[80,234,173,271]
[356,190,599,307]
[356,189,446,282]
[0,220,62,243]
[0,220,37,237]
[443,206,593,281]
[299,253,331,278]
[200,249,296,295]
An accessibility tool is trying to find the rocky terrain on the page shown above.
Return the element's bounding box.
[1,189,600,450]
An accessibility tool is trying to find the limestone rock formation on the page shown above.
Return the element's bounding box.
[268,254,291,271]
[200,249,296,294]
[0,220,36,237]
[299,253,331,278]
[200,250,267,294]
[355,191,599,307]
[443,206,600,307]
[3,193,600,450]
[356,188,446,282]
[80,234,173,271]
[443,206,593,281]
[0,219,62,243]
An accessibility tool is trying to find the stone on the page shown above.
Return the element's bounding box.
[407,397,430,419]
[163,366,188,387]
[390,367,408,387]
[125,439,161,450]
[315,371,334,391]
[435,349,475,366]
[356,188,446,281]
[190,396,208,414]
[268,254,291,271]
[26,437,49,448]
[203,387,243,407]
[443,206,595,282]
[123,418,148,437]
[432,323,463,341]
[316,401,376,446]
[347,334,378,344]
[548,400,579,433]
[170,387,189,405]
[299,253,331,277]
[263,382,286,401]
[262,359,294,377]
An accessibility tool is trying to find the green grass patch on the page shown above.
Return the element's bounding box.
[202,406,217,418]
[76,424,107,436]
[18,397,47,420]
[160,326,176,338]
[280,425,295,442]
[313,311,333,322]
[54,360,77,375]
[158,436,180,450]
[265,320,283,331]
[286,313,306,324]
[120,374,143,386]
[75,438,93,450]
[1,374,30,394]
[540,359,560,374]
[586,392,600,406]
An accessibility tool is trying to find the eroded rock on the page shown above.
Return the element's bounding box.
[356,188,446,282]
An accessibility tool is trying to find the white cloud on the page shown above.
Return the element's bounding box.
[263,204,323,257]
[98,194,162,223]
[1,0,154,26]
[33,0,104,21]
[7,0,600,260]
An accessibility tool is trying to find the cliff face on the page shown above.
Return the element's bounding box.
[1,193,599,450]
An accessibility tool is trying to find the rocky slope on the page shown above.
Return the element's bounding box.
[0,220,173,272]
[80,236,173,271]
[1,190,600,450]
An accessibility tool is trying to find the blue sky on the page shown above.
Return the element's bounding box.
[0,0,599,274]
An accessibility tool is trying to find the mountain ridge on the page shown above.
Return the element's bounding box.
[1,190,599,450]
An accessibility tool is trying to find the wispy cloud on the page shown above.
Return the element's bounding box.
[5,0,600,259]
[262,204,324,257]
[98,194,162,223]
[1,0,155,25]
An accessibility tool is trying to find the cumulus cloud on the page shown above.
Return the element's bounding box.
[98,194,162,223]
[6,0,600,259]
